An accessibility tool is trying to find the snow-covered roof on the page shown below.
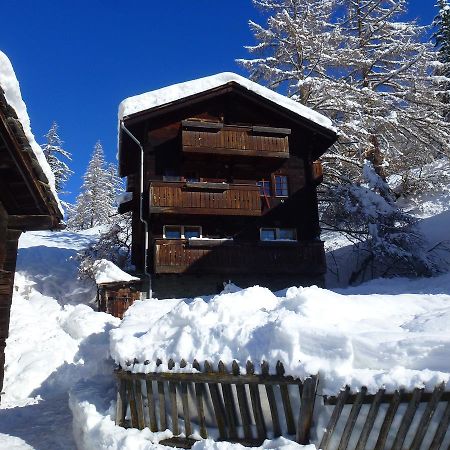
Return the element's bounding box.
[92,259,140,285]
[0,51,63,216]
[119,72,336,134]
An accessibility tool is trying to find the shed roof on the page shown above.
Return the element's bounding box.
[0,51,63,224]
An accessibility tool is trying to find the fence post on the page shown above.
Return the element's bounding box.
[297,375,318,444]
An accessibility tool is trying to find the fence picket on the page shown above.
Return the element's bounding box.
[193,360,208,439]
[276,361,296,435]
[297,376,318,444]
[338,386,367,450]
[320,386,350,450]
[391,387,423,450]
[205,360,228,439]
[134,379,146,430]
[429,399,450,450]
[262,361,282,438]
[232,360,253,440]
[219,361,238,439]
[410,382,445,450]
[374,390,402,450]
[146,379,158,432]
[355,388,385,450]
[247,360,266,441]
[179,359,192,438]
[115,377,127,426]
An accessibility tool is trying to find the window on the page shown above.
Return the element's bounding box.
[260,228,277,241]
[164,225,182,239]
[163,169,181,182]
[260,227,297,241]
[185,172,200,183]
[257,180,271,197]
[184,226,201,239]
[163,225,202,239]
[274,175,289,197]
[278,228,296,240]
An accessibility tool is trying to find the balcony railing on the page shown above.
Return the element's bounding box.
[182,121,290,158]
[153,239,325,275]
[149,181,261,216]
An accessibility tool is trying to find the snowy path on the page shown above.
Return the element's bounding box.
[1,230,119,450]
[0,394,76,449]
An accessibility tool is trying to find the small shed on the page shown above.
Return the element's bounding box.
[92,259,142,319]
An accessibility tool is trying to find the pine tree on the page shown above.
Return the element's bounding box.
[67,141,121,230]
[41,121,73,193]
[434,0,450,120]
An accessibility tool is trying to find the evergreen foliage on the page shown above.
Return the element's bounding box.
[67,141,122,230]
[41,121,73,194]
[434,0,450,120]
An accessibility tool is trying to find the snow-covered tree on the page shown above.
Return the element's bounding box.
[239,0,448,279]
[67,141,121,230]
[41,121,73,193]
[239,0,450,183]
[78,212,133,280]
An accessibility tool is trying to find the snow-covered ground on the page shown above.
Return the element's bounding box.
[1,198,450,449]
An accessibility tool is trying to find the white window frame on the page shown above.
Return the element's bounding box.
[163,225,202,239]
[260,227,297,241]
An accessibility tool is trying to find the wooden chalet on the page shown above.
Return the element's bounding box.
[0,66,62,397]
[118,73,337,298]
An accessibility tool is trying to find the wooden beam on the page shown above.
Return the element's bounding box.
[8,215,58,231]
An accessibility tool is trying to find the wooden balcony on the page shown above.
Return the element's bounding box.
[149,181,261,216]
[182,121,290,158]
[153,239,325,275]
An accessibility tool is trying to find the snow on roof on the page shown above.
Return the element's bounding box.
[119,72,336,133]
[0,51,63,215]
[92,259,140,285]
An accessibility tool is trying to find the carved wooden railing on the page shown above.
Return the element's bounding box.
[182,121,290,158]
[153,239,326,275]
[150,181,261,216]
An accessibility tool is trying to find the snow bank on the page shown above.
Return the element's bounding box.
[92,259,139,285]
[111,284,450,395]
[0,51,62,214]
[119,72,335,133]
[2,273,120,404]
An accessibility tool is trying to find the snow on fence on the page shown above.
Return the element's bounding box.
[115,359,318,448]
[114,361,450,449]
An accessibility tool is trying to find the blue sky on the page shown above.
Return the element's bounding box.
[0,1,438,204]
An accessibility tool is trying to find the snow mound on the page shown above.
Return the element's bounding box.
[92,259,139,285]
[119,72,335,133]
[0,51,62,214]
[111,284,450,395]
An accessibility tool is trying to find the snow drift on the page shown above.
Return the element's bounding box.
[111,283,450,396]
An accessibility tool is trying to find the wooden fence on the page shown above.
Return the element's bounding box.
[115,359,318,448]
[320,385,450,450]
[115,361,450,449]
